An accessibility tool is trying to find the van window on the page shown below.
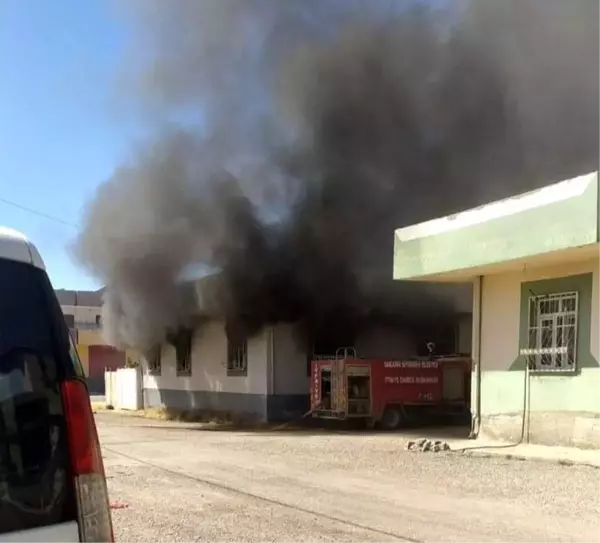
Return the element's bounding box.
[0,258,77,535]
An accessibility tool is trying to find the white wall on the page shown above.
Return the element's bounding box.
[142,319,268,395]
[479,274,521,371]
[105,368,142,410]
[61,304,101,325]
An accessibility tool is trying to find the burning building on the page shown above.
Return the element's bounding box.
[136,274,472,420]
[75,0,597,419]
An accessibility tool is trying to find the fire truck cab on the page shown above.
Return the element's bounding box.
[310,347,471,429]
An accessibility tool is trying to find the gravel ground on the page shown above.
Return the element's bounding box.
[97,413,600,543]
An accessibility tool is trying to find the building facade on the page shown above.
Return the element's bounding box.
[393,171,599,448]
[142,319,428,421]
[142,321,308,421]
[56,288,131,394]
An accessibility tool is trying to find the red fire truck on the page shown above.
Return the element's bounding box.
[310,348,472,429]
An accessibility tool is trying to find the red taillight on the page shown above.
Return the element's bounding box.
[62,379,114,542]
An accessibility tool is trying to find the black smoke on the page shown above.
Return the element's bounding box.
[75,0,598,351]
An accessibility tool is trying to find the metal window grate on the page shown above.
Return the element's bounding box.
[227,340,247,374]
[175,330,193,376]
[525,291,578,372]
[147,346,162,376]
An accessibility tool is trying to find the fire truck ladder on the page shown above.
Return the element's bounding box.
[335,347,357,359]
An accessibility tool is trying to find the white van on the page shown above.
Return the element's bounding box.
[0,227,113,542]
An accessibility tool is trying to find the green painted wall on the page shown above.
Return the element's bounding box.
[481,369,600,415]
[511,273,598,370]
[394,174,598,279]
[481,272,599,417]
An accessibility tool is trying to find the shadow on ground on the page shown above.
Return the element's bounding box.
[99,408,471,439]
[197,420,471,439]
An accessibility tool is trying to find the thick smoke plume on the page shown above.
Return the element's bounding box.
[75,0,598,351]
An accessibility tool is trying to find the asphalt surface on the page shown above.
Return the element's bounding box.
[97,413,600,543]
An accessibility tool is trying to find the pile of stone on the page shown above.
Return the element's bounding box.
[405,438,451,452]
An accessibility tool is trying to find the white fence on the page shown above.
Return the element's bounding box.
[105,367,143,410]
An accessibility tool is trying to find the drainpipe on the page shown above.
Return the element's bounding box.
[469,275,483,439]
[268,326,275,395]
[267,326,275,421]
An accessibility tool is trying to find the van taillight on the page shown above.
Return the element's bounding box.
[61,379,114,542]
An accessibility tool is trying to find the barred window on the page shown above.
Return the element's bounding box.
[175,330,193,377]
[147,345,162,376]
[227,338,247,375]
[523,292,578,372]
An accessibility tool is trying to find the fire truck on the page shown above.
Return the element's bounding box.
[310,347,472,429]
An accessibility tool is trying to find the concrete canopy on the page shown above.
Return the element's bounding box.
[393,171,599,282]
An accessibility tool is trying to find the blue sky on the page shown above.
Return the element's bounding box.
[0,0,453,292]
[0,0,131,290]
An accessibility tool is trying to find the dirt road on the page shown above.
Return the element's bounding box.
[97,413,599,542]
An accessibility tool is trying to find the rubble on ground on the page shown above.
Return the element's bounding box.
[405,438,451,452]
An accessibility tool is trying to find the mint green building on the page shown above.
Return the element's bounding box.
[394,172,599,448]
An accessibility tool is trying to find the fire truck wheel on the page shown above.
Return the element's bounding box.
[378,406,403,430]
